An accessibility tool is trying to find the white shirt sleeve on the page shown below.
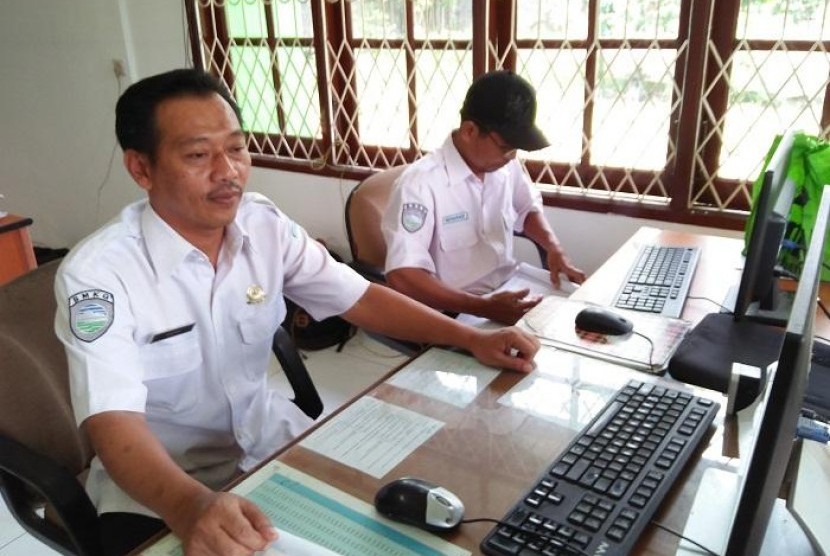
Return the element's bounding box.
[55,260,148,426]
[381,167,439,275]
[511,161,544,231]
[278,214,369,322]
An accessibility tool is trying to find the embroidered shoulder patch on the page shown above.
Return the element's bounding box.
[69,289,114,342]
[401,202,428,233]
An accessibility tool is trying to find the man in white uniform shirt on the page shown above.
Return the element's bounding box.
[382,71,586,325]
[54,69,540,556]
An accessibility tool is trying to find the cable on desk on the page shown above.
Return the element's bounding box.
[687,296,734,314]
[650,521,720,556]
[632,330,655,369]
[818,299,830,322]
[461,517,590,556]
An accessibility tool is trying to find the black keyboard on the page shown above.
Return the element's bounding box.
[613,245,700,319]
[480,379,719,556]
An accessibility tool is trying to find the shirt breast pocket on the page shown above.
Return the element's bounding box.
[439,224,479,252]
[140,336,202,414]
[237,302,281,380]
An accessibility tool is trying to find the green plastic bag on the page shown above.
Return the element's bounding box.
[746,132,830,281]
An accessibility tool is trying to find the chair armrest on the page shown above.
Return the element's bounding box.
[0,435,102,556]
[513,231,549,270]
[272,327,324,419]
[348,260,387,283]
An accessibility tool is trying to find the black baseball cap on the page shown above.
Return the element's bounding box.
[460,70,549,151]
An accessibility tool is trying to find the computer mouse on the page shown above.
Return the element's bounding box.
[575,306,634,336]
[374,477,465,532]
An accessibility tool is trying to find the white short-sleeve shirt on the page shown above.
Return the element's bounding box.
[381,135,544,294]
[54,193,369,516]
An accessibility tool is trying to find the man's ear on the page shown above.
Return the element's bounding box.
[123,150,153,192]
[457,120,480,144]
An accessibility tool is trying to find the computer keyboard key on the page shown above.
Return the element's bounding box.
[481,380,719,556]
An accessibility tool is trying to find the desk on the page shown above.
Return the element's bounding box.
[137,227,822,555]
[0,214,37,286]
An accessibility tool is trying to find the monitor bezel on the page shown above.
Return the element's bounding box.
[724,184,830,556]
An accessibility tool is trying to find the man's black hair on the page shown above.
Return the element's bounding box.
[115,68,243,159]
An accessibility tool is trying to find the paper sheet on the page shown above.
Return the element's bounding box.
[142,461,469,556]
[507,262,578,297]
[455,263,577,328]
[386,348,500,408]
[300,396,444,478]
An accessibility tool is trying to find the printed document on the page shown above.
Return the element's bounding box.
[300,396,444,478]
[142,461,469,556]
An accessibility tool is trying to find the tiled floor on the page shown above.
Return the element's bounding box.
[0,329,407,556]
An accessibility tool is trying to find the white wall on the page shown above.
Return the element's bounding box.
[0,1,740,277]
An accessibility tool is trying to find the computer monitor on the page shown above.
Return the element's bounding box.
[723,184,830,556]
[731,130,798,326]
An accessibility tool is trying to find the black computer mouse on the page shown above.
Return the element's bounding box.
[575,306,634,336]
[374,477,465,532]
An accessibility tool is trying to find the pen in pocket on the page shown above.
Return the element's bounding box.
[150,323,195,343]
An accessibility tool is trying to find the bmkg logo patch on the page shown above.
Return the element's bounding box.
[69,289,114,342]
[401,202,428,233]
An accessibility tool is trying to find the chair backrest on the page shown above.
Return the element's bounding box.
[345,165,408,271]
[0,259,102,555]
[0,260,92,473]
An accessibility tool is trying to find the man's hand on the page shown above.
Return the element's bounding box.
[467,326,541,373]
[173,491,277,556]
[546,250,586,289]
[480,288,543,324]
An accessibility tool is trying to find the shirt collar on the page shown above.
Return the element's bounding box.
[139,203,253,280]
[440,133,509,188]
[441,134,475,188]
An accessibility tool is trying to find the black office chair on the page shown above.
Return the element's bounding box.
[0,261,323,555]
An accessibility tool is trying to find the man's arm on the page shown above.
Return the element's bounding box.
[520,211,586,287]
[84,412,276,556]
[385,267,540,325]
[341,283,540,372]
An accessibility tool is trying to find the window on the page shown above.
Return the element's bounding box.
[186,0,830,229]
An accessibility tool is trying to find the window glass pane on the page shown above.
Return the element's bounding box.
[270,0,314,37]
[591,49,676,169]
[230,46,279,134]
[598,0,681,39]
[516,0,589,40]
[718,50,829,179]
[413,0,472,40]
[415,49,473,150]
[351,0,406,40]
[737,0,830,40]
[225,0,267,39]
[355,48,409,147]
[518,50,586,163]
[277,47,321,138]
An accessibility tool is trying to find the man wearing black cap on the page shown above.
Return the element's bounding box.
[381,70,585,325]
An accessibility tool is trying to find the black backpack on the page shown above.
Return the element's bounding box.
[281,246,356,351]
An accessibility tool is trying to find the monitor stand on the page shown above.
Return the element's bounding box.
[678,467,815,556]
[721,285,794,327]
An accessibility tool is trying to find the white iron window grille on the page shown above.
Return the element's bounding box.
[186,0,830,229]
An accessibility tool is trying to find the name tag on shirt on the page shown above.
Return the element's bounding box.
[443,211,469,225]
[150,323,195,343]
